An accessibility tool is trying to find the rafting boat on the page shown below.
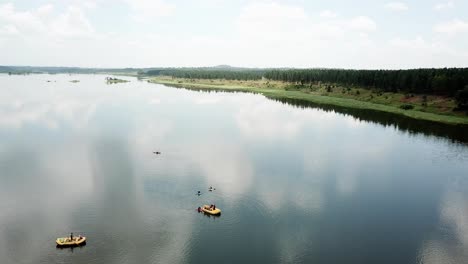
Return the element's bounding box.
[202,205,221,215]
[56,236,86,247]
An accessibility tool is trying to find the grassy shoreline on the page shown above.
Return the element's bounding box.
[148,76,468,126]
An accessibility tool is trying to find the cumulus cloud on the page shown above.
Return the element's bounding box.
[0,3,94,39]
[434,1,454,10]
[385,2,409,11]
[0,24,19,35]
[319,10,338,18]
[434,19,468,35]
[83,1,98,9]
[236,2,375,36]
[228,2,380,67]
[390,36,428,48]
[0,3,48,35]
[123,0,175,21]
[51,6,95,38]
[0,1,467,69]
[235,1,308,37]
[347,16,377,32]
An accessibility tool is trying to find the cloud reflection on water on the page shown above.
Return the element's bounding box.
[1,74,468,263]
[0,140,94,263]
[420,185,468,264]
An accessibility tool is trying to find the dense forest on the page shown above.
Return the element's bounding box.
[264,68,468,96]
[143,67,468,96]
[144,68,265,80]
[142,67,468,108]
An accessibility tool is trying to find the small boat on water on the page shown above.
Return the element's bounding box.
[56,236,86,247]
[201,205,221,215]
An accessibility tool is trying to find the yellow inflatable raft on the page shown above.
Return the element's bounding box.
[56,236,86,247]
[202,205,221,215]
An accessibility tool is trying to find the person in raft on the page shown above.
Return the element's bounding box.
[70,232,74,241]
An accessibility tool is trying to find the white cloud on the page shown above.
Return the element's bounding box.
[36,4,54,16]
[235,1,307,36]
[434,19,468,35]
[390,36,427,48]
[0,24,19,35]
[348,16,377,32]
[230,2,378,67]
[434,1,454,10]
[0,3,94,39]
[123,0,175,21]
[51,6,95,38]
[0,1,467,69]
[0,3,48,35]
[83,1,98,9]
[319,10,338,18]
[385,2,409,11]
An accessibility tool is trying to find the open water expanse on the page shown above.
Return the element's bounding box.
[1,74,468,264]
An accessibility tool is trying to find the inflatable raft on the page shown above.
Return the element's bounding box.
[56,236,86,247]
[202,205,221,215]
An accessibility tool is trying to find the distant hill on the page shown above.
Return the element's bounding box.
[0,66,14,73]
[0,66,147,74]
[0,65,268,75]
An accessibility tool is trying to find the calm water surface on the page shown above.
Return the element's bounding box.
[1,74,468,264]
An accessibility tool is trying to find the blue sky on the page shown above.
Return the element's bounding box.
[0,0,467,68]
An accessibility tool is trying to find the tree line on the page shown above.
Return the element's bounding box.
[144,68,265,80]
[143,67,468,109]
[264,68,468,96]
[144,67,468,96]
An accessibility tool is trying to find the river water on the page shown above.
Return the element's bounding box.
[1,74,468,264]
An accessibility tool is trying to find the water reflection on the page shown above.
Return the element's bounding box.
[419,180,468,264]
[168,85,468,144]
[0,139,94,263]
[0,74,468,264]
[272,98,468,145]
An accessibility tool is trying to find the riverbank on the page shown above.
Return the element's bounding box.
[148,76,468,125]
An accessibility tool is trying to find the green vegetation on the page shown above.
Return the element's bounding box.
[144,68,264,80]
[264,68,468,96]
[140,67,468,124]
[142,67,468,97]
[455,87,468,110]
[149,76,468,125]
[105,77,129,84]
[400,104,414,110]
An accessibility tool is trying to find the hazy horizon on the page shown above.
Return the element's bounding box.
[2,64,468,71]
[1,0,468,69]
